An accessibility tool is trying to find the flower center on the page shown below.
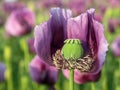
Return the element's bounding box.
[61,39,83,60]
[52,39,95,72]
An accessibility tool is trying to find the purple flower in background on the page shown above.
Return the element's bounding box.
[41,0,62,9]
[5,8,35,36]
[108,19,120,33]
[0,62,6,82]
[27,38,36,54]
[94,14,103,22]
[2,2,25,13]
[111,36,120,56]
[68,0,86,15]
[34,7,108,84]
[108,19,116,33]
[29,55,58,85]
[109,0,120,7]
[0,17,4,26]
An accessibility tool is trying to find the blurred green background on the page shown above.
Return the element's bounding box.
[0,0,120,90]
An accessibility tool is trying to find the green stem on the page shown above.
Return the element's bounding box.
[118,60,120,71]
[91,82,95,90]
[69,69,74,90]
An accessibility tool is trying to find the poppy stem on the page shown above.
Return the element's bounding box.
[69,69,74,90]
[119,60,120,71]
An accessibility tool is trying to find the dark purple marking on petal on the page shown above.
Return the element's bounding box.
[87,9,98,60]
[49,8,72,54]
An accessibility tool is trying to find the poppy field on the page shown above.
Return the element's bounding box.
[0,0,120,90]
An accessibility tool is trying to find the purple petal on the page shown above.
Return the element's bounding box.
[34,7,72,65]
[50,8,72,52]
[34,22,52,65]
[5,8,35,36]
[111,36,120,56]
[67,10,88,42]
[67,8,108,74]
[29,55,58,85]
[0,62,6,82]
[47,66,58,85]
[27,38,36,54]
[62,69,101,84]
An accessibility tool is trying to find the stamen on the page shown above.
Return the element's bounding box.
[53,50,94,72]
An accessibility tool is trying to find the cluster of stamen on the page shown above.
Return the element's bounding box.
[53,50,94,72]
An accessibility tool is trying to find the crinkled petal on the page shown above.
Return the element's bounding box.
[67,8,108,74]
[29,55,58,85]
[50,7,72,53]
[67,10,88,42]
[92,20,108,74]
[62,69,101,84]
[34,7,72,65]
[34,22,52,65]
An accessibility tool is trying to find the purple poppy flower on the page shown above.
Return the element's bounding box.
[34,8,108,83]
[0,62,6,82]
[108,19,120,33]
[5,8,35,36]
[27,38,36,54]
[109,0,120,8]
[108,19,116,33]
[111,36,120,56]
[41,0,62,9]
[2,2,25,13]
[68,0,86,15]
[29,55,58,85]
[0,18,4,26]
[94,14,103,22]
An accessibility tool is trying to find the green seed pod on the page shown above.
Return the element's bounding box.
[61,39,83,60]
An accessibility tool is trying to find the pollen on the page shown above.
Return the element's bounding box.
[53,50,94,72]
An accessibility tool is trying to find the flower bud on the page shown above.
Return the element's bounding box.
[0,62,6,82]
[61,39,83,60]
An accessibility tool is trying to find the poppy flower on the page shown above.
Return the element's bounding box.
[41,0,62,9]
[5,8,35,36]
[2,2,25,13]
[111,36,120,56]
[27,38,36,54]
[68,0,86,15]
[29,55,58,85]
[109,0,120,8]
[34,7,108,84]
[0,62,6,82]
